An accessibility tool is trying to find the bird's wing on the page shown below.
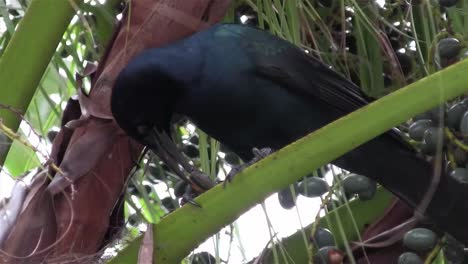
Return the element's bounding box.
[218,24,415,150]
[254,62,367,113]
[232,27,368,113]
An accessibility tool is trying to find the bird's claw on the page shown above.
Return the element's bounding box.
[180,184,202,208]
[224,147,274,188]
[178,170,215,207]
[181,196,202,208]
[252,147,274,159]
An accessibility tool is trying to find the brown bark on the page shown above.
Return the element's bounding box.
[1,0,231,261]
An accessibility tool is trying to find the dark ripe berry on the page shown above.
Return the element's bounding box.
[189,134,199,145]
[173,180,188,198]
[8,9,20,16]
[439,0,458,7]
[128,214,140,226]
[423,127,445,149]
[298,177,329,197]
[60,47,70,58]
[234,4,258,26]
[311,227,335,248]
[398,252,423,264]
[396,52,412,76]
[438,38,461,59]
[224,152,240,165]
[341,173,373,195]
[115,1,126,13]
[161,197,177,212]
[143,184,153,194]
[450,167,468,184]
[459,111,468,137]
[447,102,468,129]
[409,120,433,141]
[183,144,199,158]
[190,252,216,264]
[403,228,437,252]
[278,184,297,209]
[47,130,59,142]
[313,246,344,264]
[357,180,377,201]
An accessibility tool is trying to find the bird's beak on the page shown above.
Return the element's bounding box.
[143,128,215,192]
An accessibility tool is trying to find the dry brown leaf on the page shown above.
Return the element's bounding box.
[2,1,231,261]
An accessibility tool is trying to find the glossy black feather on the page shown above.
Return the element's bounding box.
[111,24,468,243]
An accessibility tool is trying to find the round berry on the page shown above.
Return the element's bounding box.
[298,177,329,197]
[438,38,461,59]
[403,228,437,252]
[409,120,433,141]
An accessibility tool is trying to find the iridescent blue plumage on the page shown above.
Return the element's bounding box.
[111,24,468,243]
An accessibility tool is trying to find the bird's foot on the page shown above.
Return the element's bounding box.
[180,184,202,207]
[223,147,274,187]
[178,170,215,207]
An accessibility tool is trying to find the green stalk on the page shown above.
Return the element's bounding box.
[352,2,384,97]
[260,188,393,263]
[79,0,123,49]
[0,0,82,165]
[412,3,434,70]
[109,54,468,264]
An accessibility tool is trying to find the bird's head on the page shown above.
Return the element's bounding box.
[110,56,184,148]
[110,53,212,190]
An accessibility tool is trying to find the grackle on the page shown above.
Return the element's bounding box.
[111,24,468,243]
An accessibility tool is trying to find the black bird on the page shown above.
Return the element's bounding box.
[111,24,468,243]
